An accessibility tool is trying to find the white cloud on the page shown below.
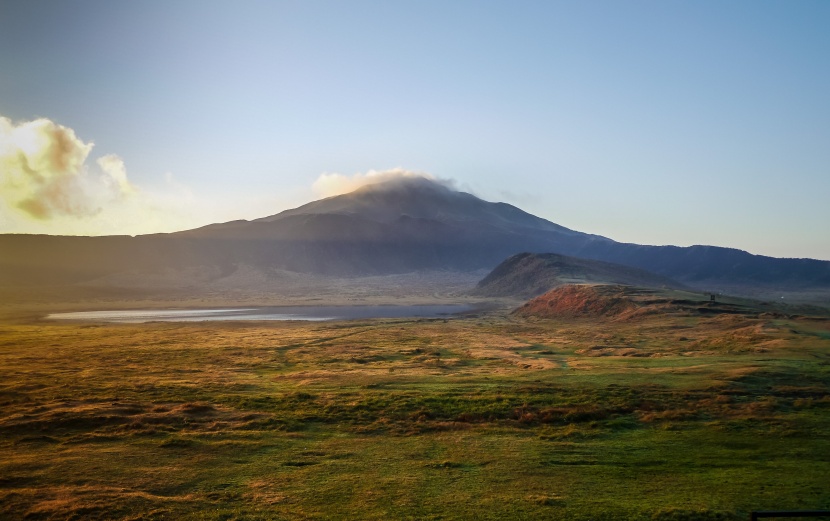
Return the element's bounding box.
[312,167,455,197]
[0,116,136,220]
[0,115,220,236]
[96,154,134,196]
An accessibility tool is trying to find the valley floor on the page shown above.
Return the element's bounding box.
[1,304,829,520]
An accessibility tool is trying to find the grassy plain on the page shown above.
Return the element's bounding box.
[1,298,830,520]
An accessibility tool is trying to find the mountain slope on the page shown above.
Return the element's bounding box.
[1,176,829,299]
[160,177,612,275]
[474,252,687,298]
[167,179,830,290]
[513,284,641,319]
[253,177,574,233]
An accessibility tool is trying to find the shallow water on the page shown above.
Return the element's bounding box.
[46,304,475,323]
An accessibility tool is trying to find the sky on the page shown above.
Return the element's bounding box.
[1,0,828,260]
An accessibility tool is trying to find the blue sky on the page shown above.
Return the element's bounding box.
[1,0,828,259]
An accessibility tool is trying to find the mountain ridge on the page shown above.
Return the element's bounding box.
[1,176,828,301]
[189,177,582,237]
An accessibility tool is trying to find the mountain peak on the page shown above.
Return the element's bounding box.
[349,175,455,195]
[255,175,569,234]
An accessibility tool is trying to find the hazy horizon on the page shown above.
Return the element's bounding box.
[2,1,829,260]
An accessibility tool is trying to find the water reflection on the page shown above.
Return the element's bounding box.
[47,304,474,323]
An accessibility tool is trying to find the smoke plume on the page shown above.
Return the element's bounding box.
[0,115,135,220]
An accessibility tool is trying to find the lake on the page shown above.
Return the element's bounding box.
[46,304,476,323]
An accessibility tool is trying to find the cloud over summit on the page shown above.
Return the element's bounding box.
[312,168,456,197]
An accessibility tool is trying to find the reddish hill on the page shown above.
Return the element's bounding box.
[513,284,640,319]
[511,284,828,321]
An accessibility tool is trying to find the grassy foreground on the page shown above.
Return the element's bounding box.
[1,307,829,520]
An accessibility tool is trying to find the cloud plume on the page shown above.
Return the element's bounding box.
[0,116,135,220]
[312,168,455,197]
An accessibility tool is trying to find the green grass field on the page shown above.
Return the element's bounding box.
[1,307,829,519]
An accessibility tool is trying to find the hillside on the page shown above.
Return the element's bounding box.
[473,252,686,298]
[513,284,641,319]
[512,283,830,321]
[1,177,829,302]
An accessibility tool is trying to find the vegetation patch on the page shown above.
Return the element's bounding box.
[1,306,829,519]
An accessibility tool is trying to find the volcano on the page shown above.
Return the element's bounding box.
[1,176,829,298]
[169,176,611,274]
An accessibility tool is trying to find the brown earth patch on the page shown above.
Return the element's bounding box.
[513,284,639,319]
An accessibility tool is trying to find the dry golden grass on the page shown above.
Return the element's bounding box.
[1,301,829,519]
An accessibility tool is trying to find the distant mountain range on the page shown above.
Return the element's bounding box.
[1,177,829,296]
